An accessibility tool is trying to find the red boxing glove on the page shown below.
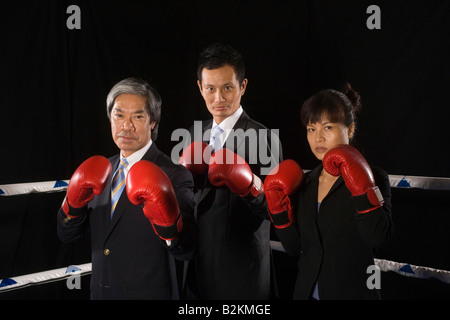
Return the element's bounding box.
[323,144,384,214]
[179,141,211,177]
[62,155,112,218]
[208,148,263,198]
[264,160,303,228]
[126,160,181,241]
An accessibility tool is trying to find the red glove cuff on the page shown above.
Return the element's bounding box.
[62,197,87,219]
[266,190,295,229]
[352,186,384,214]
[150,214,182,241]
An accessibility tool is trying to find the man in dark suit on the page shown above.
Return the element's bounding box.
[181,43,283,299]
[57,77,196,300]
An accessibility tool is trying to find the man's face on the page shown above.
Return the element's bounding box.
[197,64,247,124]
[110,93,154,158]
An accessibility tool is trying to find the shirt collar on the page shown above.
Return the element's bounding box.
[120,138,153,172]
[211,106,243,131]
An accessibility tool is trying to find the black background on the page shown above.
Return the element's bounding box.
[1,0,449,301]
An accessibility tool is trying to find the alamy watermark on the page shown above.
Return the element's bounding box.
[66,5,81,30]
[367,5,381,30]
[66,265,82,290]
[66,5,381,31]
[170,121,281,176]
[366,264,381,290]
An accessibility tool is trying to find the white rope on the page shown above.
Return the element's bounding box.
[2,243,450,293]
[270,241,450,285]
[1,173,449,197]
[0,175,448,293]
[0,263,92,292]
[0,180,69,196]
[389,174,450,190]
[374,258,450,285]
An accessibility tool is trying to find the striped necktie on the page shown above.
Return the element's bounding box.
[210,125,224,153]
[111,158,128,218]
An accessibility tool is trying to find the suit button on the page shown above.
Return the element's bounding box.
[104,249,110,256]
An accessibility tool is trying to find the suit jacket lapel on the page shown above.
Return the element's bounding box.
[197,120,214,203]
[306,166,321,221]
[327,170,344,196]
[309,165,344,212]
[223,111,249,155]
[201,119,213,143]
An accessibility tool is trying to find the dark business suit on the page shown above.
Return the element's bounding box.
[57,143,196,300]
[184,110,283,299]
[275,164,393,300]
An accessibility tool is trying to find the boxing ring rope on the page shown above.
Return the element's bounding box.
[0,180,69,196]
[0,264,92,293]
[269,241,450,285]
[1,173,450,293]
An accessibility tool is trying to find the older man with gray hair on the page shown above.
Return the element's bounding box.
[57,77,197,300]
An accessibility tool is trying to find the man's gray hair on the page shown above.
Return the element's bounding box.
[106,77,162,141]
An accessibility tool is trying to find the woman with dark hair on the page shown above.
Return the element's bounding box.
[264,83,393,300]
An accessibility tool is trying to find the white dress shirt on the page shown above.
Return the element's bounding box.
[209,106,243,148]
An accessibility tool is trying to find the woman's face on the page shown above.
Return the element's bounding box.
[306,117,355,161]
